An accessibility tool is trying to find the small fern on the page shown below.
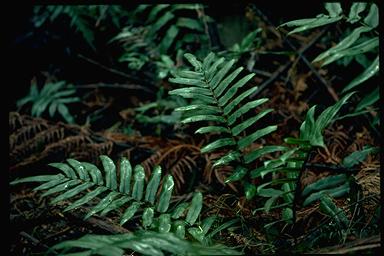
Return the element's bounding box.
[279,3,379,124]
[16,80,80,123]
[169,52,281,199]
[11,155,211,240]
[253,92,355,222]
[51,230,242,256]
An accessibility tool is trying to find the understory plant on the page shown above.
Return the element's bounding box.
[11,155,240,255]
[279,2,379,126]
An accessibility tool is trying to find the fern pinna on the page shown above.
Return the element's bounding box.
[11,155,213,241]
[169,52,282,199]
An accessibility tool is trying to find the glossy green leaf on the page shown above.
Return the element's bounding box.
[184,53,203,71]
[347,3,367,23]
[311,92,355,147]
[313,26,372,63]
[51,183,94,205]
[10,174,61,185]
[145,166,162,204]
[200,138,235,153]
[195,126,230,134]
[159,25,179,53]
[57,103,74,123]
[158,214,172,233]
[213,151,241,167]
[223,86,258,115]
[238,125,277,149]
[120,201,141,225]
[132,165,145,201]
[186,192,203,226]
[157,175,174,213]
[100,196,131,216]
[82,162,104,185]
[171,202,189,219]
[227,99,269,126]
[85,191,120,219]
[325,3,342,17]
[34,177,70,191]
[41,180,81,197]
[282,208,293,223]
[299,105,316,140]
[119,158,132,194]
[319,195,349,228]
[176,70,203,79]
[225,166,247,183]
[142,207,155,228]
[218,74,255,107]
[147,4,170,23]
[342,146,379,168]
[342,56,379,93]
[231,108,273,136]
[100,155,117,191]
[321,37,379,66]
[176,17,203,31]
[214,67,244,97]
[206,57,225,82]
[149,11,174,36]
[364,3,378,28]
[244,146,286,164]
[170,87,212,96]
[287,15,342,35]
[302,174,348,197]
[67,159,90,181]
[175,104,221,114]
[181,115,225,124]
[244,182,257,200]
[49,162,77,179]
[356,87,379,112]
[210,59,236,89]
[169,77,206,87]
[303,182,350,206]
[174,221,186,238]
[64,187,108,212]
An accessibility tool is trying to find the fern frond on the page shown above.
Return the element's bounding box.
[51,230,242,256]
[169,52,278,198]
[255,92,355,222]
[11,155,212,239]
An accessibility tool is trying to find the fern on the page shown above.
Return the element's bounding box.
[51,230,242,256]
[16,80,80,123]
[279,3,379,123]
[169,52,281,199]
[11,155,212,240]
[253,92,355,222]
[112,4,210,79]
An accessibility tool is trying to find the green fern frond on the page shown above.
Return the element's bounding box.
[51,230,242,256]
[16,80,80,124]
[169,52,279,199]
[11,155,210,239]
[255,92,355,221]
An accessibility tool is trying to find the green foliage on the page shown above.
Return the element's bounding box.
[32,5,128,50]
[253,92,354,221]
[51,230,242,256]
[16,80,80,123]
[11,155,212,240]
[169,52,279,199]
[279,2,379,121]
[112,4,210,79]
[133,87,187,135]
[342,145,379,168]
